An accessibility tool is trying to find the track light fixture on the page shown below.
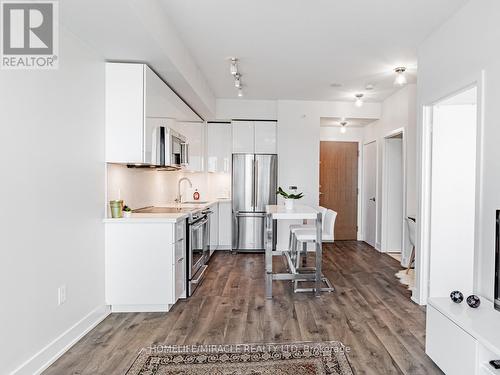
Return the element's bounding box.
[230,58,238,76]
[355,93,364,107]
[394,66,407,86]
[238,88,243,97]
[234,73,241,88]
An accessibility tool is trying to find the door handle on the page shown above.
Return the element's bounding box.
[255,159,259,207]
[192,265,208,284]
[369,197,376,202]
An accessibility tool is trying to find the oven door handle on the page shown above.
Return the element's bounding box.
[191,265,208,284]
[190,218,208,231]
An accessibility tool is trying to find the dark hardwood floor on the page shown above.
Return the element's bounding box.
[44,241,442,375]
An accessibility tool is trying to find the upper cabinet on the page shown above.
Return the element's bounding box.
[254,121,277,154]
[207,122,232,173]
[232,120,277,154]
[105,63,202,163]
[179,122,205,172]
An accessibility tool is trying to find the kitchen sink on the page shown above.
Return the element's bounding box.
[133,206,193,214]
[182,201,209,204]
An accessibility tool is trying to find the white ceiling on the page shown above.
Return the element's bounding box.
[160,0,468,102]
[321,117,377,128]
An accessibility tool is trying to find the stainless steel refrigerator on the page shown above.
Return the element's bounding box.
[232,154,278,252]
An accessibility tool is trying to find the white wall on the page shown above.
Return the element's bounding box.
[216,99,277,120]
[0,30,107,374]
[363,84,417,251]
[429,103,477,297]
[416,0,500,302]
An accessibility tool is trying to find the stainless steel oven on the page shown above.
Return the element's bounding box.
[187,208,212,296]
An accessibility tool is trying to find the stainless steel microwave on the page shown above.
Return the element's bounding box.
[146,124,188,169]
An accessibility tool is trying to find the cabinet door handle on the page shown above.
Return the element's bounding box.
[177,257,184,263]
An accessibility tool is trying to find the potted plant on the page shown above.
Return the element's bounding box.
[276,187,304,210]
[122,205,132,218]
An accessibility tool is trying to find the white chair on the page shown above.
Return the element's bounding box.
[290,209,337,292]
[405,217,416,274]
[287,206,327,264]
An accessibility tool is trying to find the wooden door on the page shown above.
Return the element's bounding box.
[320,142,358,240]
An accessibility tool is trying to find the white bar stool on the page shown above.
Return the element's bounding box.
[287,206,327,266]
[291,209,337,293]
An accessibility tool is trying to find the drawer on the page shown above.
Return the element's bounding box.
[426,305,477,375]
[175,220,186,241]
[175,238,185,262]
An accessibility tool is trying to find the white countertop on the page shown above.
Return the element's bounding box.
[103,199,230,223]
[266,204,318,220]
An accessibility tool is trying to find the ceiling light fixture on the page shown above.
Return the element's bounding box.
[235,74,241,88]
[340,121,348,134]
[230,58,238,76]
[394,67,407,86]
[355,93,364,107]
[237,88,243,97]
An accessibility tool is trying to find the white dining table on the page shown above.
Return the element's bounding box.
[265,204,323,299]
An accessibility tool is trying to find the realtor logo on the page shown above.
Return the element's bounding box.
[1,0,58,69]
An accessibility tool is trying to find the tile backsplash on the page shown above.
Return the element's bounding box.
[106,164,231,215]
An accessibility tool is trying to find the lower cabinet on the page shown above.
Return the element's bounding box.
[426,305,477,375]
[218,200,232,250]
[426,298,500,375]
[209,202,219,257]
[105,219,186,312]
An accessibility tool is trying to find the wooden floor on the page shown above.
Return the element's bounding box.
[44,241,442,375]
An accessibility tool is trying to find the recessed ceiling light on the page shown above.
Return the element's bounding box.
[355,93,364,107]
[340,121,348,134]
[394,67,407,86]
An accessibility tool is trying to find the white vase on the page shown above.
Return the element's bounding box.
[284,199,294,210]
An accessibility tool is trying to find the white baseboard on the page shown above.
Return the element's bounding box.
[111,304,169,313]
[217,245,232,250]
[10,304,110,375]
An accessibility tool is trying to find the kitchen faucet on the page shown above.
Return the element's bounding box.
[176,177,193,203]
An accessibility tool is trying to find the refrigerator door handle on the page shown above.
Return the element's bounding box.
[254,158,259,211]
[252,158,256,210]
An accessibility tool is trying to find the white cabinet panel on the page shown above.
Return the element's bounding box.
[144,66,201,122]
[105,63,144,163]
[218,201,232,249]
[232,121,255,153]
[254,121,277,154]
[207,122,232,173]
[105,63,202,164]
[426,305,477,375]
[105,223,175,311]
[179,122,205,172]
[174,239,186,300]
[209,203,219,256]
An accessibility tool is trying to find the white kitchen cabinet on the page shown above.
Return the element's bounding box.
[105,218,186,312]
[232,120,277,154]
[209,202,219,257]
[232,121,255,153]
[254,121,277,154]
[218,200,232,250]
[207,122,232,173]
[105,63,202,164]
[179,122,205,172]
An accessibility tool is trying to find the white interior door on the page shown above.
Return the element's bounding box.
[363,141,377,248]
